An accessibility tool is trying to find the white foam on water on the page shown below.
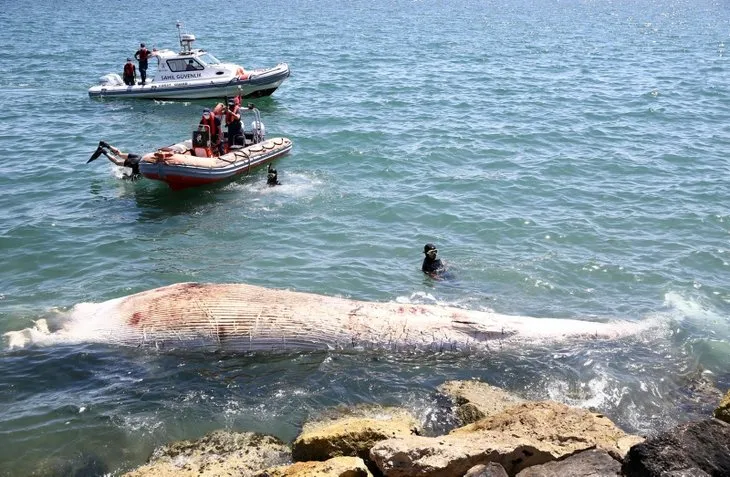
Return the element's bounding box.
[226,171,323,198]
[663,291,726,323]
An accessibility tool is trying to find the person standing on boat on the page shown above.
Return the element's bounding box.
[87,142,142,180]
[123,58,136,86]
[422,243,448,279]
[225,99,243,151]
[199,107,222,156]
[134,43,151,85]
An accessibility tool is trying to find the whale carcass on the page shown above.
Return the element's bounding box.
[4,282,652,352]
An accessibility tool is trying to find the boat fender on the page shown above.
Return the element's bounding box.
[236,67,249,80]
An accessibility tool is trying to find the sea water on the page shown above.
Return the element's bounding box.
[0,0,729,474]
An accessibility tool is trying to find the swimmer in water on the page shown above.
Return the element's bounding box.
[88,141,142,180]
[421,243,447,279]
[267,164,281,186]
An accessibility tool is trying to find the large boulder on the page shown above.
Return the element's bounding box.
[369,433,549,477]
[622,418,730,477]
[454,401,643,461]
[292,406,419,463]
[437,380,525,425]
[715,390,730,424]
[515,449,621,476]
[256,456,372,477]
[370,401,643,476]
[122,430,290,477]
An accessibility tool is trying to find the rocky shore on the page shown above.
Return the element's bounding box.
[123,381,730,477]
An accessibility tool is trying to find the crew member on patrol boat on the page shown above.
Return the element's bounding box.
[199,107,222,155]
[225,99,243,151]
[123,58,136,86]
[134,43,151,85]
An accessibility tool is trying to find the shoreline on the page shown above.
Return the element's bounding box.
[119,379,730,476]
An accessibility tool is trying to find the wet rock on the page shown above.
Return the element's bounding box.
[465,462,509,477]
[122,430,290,477]
[369,433,546,477]
[437,380,525,425]
[256,456,372,476]
[622,418,730,477]
[714,390,730,423]
[454,401,643,462]
[515,449,621,476]
[292,405,419,464]
[370,401,643,476]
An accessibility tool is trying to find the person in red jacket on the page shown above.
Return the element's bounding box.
[134,43,151,85]
[123,58,136,86]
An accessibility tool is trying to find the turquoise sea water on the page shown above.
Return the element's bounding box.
[1,0,729,474]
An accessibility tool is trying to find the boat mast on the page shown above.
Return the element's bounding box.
[176,21,183,49]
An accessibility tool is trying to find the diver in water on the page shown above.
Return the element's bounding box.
[422,243,448,279]
[87,141,142,180]
[267,164,281,186]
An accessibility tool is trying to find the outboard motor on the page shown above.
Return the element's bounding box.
[250,120,266,142]
[192,126,212,157]
[242,104,266,145]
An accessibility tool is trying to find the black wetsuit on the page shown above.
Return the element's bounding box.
[123,154,141,178]
[422,257,445,275]
[267,170,281,186]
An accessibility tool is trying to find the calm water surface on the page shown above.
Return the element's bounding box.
[1,0,729,475]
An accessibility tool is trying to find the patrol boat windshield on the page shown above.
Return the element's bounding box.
[197,53,221,66]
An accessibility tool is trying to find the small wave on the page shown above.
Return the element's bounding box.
[663,291,725,322]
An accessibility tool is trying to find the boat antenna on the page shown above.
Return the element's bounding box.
[176,21,183,49]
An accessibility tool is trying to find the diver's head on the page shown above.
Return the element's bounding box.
[423,243,438,258]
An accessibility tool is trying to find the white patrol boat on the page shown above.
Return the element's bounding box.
[88,23,290,100]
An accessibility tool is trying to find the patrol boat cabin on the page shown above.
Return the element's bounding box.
[88,24,289,100]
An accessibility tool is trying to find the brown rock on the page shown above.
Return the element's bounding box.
[453,401,643,461]
[292,406,419,463]
[714,390,730,423]
[257,456,372,477]
[437,380,525,424]
[516,449,621,476]
[369,433,552,477]
[122,430,290,477]
[370,401,643,476]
